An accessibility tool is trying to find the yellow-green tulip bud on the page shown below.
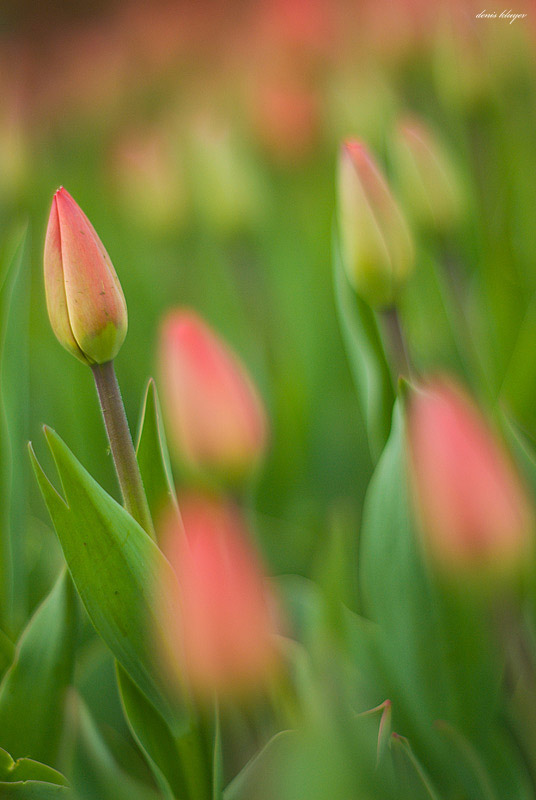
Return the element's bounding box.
[338,140,413,308]
[392,117,464,232]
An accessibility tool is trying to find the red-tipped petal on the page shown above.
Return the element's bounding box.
[160,494,279,697]
[159,310,267,477]
[44,194,88,362]
[408,377,533,576]
[51,188,127,364]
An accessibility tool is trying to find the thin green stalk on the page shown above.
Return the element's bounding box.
[380,306,414,384]
[91,361,155,538]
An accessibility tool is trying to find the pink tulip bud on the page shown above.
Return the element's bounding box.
[160,494,279,697]
[338,139,413,308]
[44,187,128,365]
[408,377,534,576]
[159,310,267,478]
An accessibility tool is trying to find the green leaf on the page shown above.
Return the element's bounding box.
[341,607,384,710]
[398,246,478,383]
[0,626,15,679]
[223,730,297,800]
[434,721,498,800]
[0,224,30,632]
[390,735,442,800]
[358,402,500,778]
[0,570,76,766]
[359,403,453,730]
[499,415,536,499]
[0,746,72,798]
[0,747,69,785]
[500,291,536,433]
[29,427,186,737]
[135,379,180,537]
[332,232,394,461]
[0,784,71,799]
[67,692,161,800]
[225,720,381,800]
[116,662,186,800]
[212,701,223,800]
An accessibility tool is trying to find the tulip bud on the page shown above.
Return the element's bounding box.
[337,139,413,308]
[44,187,128,365]
[408,377,534,577]
[160,494,279,697]
[391,116,464,232]
[159,310,267,479]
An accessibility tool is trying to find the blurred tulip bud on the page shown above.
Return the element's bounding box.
[408,377,534,577]
[160,494,279,697]
[0,108,28,203]
[159,310,268,479]
[112,126,188,235]
[250,78,320,164]
[338,140,413,308]
[391,116,464,232]
[44,188,127,365]
[186,114,265,234]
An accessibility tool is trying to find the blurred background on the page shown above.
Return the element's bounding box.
[1,0,536,633]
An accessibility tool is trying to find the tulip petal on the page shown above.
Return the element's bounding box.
[44,195,86,362]
[54,188,127,364]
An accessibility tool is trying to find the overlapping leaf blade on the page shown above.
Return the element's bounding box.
[67,691,162,800]
[0,225,30,633]
[116,662,185,800]
[0,746,72,798]
[0,570,76,766]
[358,401,504,796]
[136,379,180,537]
[29,427,186,738]
[332,233,394,462]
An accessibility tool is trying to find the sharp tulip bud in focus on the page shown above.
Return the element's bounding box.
[44,187,128,365]
[159,310,267,479]
[408,377,533,578]
[160,494,279,697]
[338,139,414,308]
[391,117,464,232]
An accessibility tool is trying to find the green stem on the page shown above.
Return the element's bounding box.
[91,361,155,538]
[380,306,413,384]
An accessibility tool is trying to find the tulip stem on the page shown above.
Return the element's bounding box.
[380,306,413,382]
[91,361,155,538]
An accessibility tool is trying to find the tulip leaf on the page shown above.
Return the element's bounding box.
[0,224,30,632]
[29,427,186,737]
[399,247,472,380]
[499,291,536,434]
[0,626,15,679]
[223,730,297,800]
[332,233,394,462]
[212,702,223,800]
[136,379,180,539]
[67,692,162,800]
[0,746,72,798]
[434,721,498,800]
[390,735,441,800]
[0,786,71,799]
[359,401,500,780]
[116,662,188,800]
[359,402,453,727]
[499,415,536,499]
[0,570,76,766]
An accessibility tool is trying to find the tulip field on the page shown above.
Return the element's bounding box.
[2,1,536,798]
